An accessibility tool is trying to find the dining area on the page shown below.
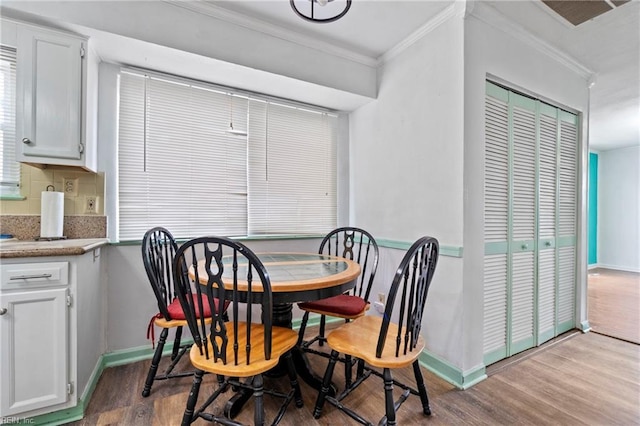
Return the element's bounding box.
[120,226,440,426]
[64,224,640,426]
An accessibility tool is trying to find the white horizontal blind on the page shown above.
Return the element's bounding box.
[118,71,248,240]
[118,69,337,241]
[248,100,337,235]
[0,45,20,197]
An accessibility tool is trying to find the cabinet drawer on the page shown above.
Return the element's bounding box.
[0,262,69,290]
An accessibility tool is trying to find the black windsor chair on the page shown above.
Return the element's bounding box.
[142,227,222,397]
[313,236,439,426]
[297,227,379,390]
[174,236,303,426]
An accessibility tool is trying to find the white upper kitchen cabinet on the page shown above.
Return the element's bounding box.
[2,18,98,171]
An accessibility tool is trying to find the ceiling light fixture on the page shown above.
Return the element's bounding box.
[290,0,352,23]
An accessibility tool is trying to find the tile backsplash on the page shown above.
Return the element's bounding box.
[0,164,105,215]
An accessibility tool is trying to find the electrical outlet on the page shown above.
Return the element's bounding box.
[378,292,385,304]
[84,196,98,214]
[63,178,79,196]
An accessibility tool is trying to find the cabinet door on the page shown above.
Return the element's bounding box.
[0,287,69,416]
[16,25,83,162]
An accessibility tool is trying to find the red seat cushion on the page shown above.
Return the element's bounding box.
[166,294,226,320]
[299,294,368,317]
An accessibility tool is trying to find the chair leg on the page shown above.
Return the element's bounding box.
[297,311,310,346]
[253,374,265,426]
[181,369,204,426]
[171,326,183,361]
[318,315,326,346]
[142,327,168,397]
[283,351,304,408]
[356,358,365,380]
[344,354,353,388]
[412,360,431,415]
[313,349,339,419]
[383,368,397,426]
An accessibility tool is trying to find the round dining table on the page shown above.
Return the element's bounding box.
[191,252,361,417]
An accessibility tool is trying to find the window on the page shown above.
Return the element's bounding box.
[0,45,20,198]
[117,69,337,241]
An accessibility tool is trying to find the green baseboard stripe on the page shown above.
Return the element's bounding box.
[28,404,85,425]
[103,340,195,368]
[291,313,342,330]
[376,238,463,258]
[419,350,486,390]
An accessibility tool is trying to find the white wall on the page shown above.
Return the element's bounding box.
[463,2,590,371]
[349,13,466,370]
[598,146,640,272]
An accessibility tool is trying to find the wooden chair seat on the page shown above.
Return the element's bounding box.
[326,315,425,369]
[190,323,298,377]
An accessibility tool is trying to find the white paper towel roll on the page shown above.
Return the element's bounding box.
[41,191,64,238]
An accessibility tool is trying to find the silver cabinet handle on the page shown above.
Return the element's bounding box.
[10,273,53,280]
[0,308,7,315]
[22,137,32,145]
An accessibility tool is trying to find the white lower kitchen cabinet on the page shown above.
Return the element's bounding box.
[0,249,103,419]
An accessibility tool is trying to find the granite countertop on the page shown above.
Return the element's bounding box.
[0,238,109,258]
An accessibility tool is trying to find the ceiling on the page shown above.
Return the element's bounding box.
[207,0,639,152]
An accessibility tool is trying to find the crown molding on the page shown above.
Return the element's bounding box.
[378,2,459,65]
[162,0,378,68]
[469,2,594,80]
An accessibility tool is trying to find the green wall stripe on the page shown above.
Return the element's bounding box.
[376,238,463,258]
[112,236,465,258]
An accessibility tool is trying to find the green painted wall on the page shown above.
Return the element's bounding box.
[588,152,598,265]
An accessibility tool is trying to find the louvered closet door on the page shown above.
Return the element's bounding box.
[483,83,509,364]
[483,81,578,365]
[510,94,537,355]
[557,111,578,333]
[537,103,558,344]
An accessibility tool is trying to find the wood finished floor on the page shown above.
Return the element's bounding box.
[72,324,640,425]
[588,267,640,344]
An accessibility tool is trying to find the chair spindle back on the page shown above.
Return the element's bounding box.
[174,236,273,365]
[319,227,379,302]
[377,236,439,358]
[142,227,179,320]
